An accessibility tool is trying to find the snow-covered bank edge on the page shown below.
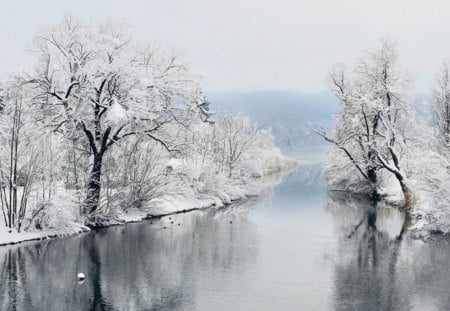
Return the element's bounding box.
[0,157,298,248]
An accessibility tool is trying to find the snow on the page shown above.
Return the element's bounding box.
[0,224,88,246]
[0,153,297,247]
[112,155,297,223]
[0,18,304,247]
[319,40,450,236]
[0,227,46,246]
[104,100,129,126]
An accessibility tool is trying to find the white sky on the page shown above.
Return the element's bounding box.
[1,0,449,93]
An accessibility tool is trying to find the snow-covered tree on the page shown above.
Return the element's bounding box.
[216,113,258,177]
[0,80,45,230]
[25,16,210,217]
[0,15,291,236]
[318,39,415,206]
[431,61,450,157]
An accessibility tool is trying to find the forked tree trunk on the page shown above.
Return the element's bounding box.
[375,149,415,209]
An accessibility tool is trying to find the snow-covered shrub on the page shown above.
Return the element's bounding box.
[25,191,86,235]
[408,150,450,233]
[241,128,297,177]
[100,138,175,212]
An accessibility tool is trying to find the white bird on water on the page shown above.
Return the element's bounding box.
[77,273,85,281]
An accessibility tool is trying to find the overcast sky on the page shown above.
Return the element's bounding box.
[0,0,449,93]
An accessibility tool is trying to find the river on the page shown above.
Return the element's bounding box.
[1,158,450,310]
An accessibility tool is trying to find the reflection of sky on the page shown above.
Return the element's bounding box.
[245,163,337,311]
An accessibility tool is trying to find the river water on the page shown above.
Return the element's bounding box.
[1,159,450,310]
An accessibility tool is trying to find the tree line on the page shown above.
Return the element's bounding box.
[0,16,280,231]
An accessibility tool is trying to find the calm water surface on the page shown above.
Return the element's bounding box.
[1,159,450,310]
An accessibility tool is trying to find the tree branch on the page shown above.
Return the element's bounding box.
[81,121,98,155]
[315,129,370,181]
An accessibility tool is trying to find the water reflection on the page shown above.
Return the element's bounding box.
[327,192,450,311]
[2,162,450,310]
[0,208,259,311]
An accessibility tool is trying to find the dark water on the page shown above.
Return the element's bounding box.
[1,161,450,311]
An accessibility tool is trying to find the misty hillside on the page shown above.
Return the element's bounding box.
[208,91,341,154]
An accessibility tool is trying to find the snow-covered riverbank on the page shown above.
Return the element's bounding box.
[0,155,298,247]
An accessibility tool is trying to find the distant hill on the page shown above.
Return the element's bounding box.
[207,91,431,156]
[207,91,341,155]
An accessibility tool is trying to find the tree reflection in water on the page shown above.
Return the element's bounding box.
[2,167,450,311]
[327,191,450,311]
[0,206,260,311]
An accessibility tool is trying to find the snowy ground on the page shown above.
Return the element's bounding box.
[0,227,51,246]
[0,157,298,247]
[0,216,89,246]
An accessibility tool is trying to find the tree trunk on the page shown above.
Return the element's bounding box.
[394,173,415,209]
[367,167,381,202]
[83,152,104,214]
[400,182,415,209]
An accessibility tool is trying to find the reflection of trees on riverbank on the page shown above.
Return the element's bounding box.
[327,192,450,311]
[0,208,259,310]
